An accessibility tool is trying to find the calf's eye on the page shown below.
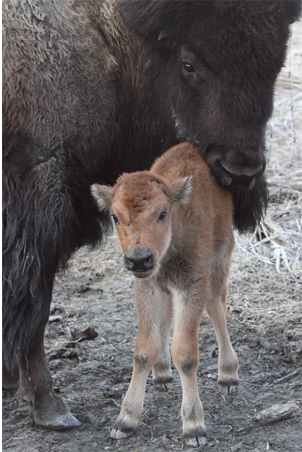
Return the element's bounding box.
[158,210,167,222]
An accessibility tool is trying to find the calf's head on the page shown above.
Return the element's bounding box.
[91,173,192,278]
[121,1,301,191]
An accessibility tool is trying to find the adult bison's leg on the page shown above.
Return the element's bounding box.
[17,307,81,428]
[3,260,81,429]
[171,290,207,447]
[2,158,83,428]
[2,360,19,390]
[206,286,239,395]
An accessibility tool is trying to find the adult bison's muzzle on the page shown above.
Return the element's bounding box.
[124,248,154,278]
[203,145,266,192]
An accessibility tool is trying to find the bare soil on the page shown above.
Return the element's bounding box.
[2,21,302,452]
[2,235,302,452]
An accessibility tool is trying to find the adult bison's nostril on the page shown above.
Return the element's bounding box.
[218,160,266,191]
[218,162,263,191]
[203,146,266,192]
[124,248,154,277]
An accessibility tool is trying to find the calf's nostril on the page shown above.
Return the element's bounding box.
[124,256,134,270]
[124,248,154,273]
[143,254,154,270]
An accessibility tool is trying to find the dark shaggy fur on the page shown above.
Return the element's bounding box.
[2,0,301,428]
[3,135,112,374]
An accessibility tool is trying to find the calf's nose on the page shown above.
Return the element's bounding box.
[124,248,154,273]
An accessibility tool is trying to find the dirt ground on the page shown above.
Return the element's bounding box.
[2,21,302,452]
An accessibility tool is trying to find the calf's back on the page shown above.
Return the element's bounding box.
[150,142,234,285]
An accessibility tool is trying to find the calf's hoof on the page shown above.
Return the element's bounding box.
[218,377,239,396]
[153,374,173,386]
[110,428,133,439]
[110,417,137,439]
[184,427,207,447]
[153,375,173,392]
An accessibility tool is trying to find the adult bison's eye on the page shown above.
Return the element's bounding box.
[111,213,119,225]
[157,210,167,222]
[182,61,196,74]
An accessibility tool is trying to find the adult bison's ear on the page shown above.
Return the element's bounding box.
[170,176,193,204]
[91,184,113,211]
[285,0,302,23]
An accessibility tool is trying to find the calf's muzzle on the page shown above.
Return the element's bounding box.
[124,248,154,278]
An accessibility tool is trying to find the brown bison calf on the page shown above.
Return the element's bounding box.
[92,142,239,446]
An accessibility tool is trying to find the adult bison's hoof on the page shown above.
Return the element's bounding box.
[32,411,82,429]
[184,427,207,447]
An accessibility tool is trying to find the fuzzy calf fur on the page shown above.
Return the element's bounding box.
[92,142,239,446]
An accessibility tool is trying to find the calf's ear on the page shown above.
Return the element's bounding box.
[171,175,193,204]
[91,184,113,211]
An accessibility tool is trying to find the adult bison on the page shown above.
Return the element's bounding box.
[3,0,301,430]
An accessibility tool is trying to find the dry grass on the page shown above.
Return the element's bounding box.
[236,22,302,282]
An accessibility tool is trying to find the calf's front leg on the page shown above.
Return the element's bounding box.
[110,337,159,438]
[110,283,169,439]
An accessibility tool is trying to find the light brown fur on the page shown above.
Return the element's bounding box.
[92,142,239,446]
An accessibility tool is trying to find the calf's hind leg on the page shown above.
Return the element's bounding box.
[206,286,239,395]
[171,290,207,447]
[152,293,173,386]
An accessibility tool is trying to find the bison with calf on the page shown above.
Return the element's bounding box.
[2,0,301,430]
